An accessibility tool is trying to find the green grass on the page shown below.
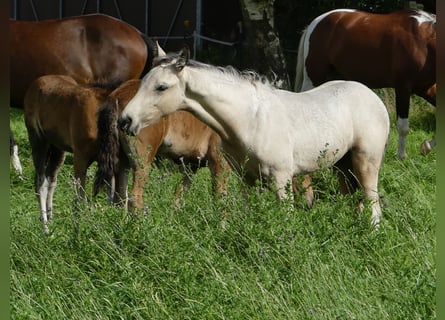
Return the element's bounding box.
[10,90,436,319]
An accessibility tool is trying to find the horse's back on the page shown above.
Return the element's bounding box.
[295,81,389,156]
[24,75,106,152]
[10,14,148,108]
[302,9,436,89]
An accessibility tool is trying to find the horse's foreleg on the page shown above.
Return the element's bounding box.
[395,89,411,159]
[129,165,147,213]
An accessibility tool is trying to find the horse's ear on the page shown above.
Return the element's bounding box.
[176,47,190,71]
[155,41,166,57]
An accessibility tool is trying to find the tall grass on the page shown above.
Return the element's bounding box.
[10,90,436,319]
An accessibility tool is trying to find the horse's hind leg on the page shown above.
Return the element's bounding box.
[10,130,23,177]
[351,150,383,228]
[416,84,436,155]
[45,146,66,222]
[28,132,52,233]
[292,174,314,208]
[334,152,360,195]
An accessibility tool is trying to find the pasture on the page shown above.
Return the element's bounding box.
[10,90,435,319]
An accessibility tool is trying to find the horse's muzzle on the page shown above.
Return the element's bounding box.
[118,116,135,136]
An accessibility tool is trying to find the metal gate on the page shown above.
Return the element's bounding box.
[10,0,198,51]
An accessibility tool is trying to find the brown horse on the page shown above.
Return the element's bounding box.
[295,9,436,159]
[24,75,118,233]
[94,79,230,212]
[11,13,156,109]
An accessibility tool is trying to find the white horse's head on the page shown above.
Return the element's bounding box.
[119,48,190,135]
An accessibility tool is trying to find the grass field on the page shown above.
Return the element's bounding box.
[10,90,436,319]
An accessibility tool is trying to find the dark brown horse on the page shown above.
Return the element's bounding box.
[24,75,117,233]
[10,13,156,109]
[94,79,230,212]
[295,9,436,159]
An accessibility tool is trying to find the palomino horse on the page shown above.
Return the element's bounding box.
[94,79,230,212]
[118,49,390,227]
[294,9,436,159]
[24,75,117,233]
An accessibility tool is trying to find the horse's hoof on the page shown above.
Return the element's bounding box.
[420,140,432,156]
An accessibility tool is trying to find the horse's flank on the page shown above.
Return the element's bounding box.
[10,14,154,108]
[294,9,436,158]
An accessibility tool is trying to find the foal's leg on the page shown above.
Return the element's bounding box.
[45,146,66,222]
[334,152,359,195]
[292,174,314,208]
[207,135,229,198]
[115,167,129,209]
[174,163,197,208]
[129,140,157,213]
[395,88,412,159]
[73,154,90,201]
[33,147,50,233]
[10,131,23,177]
[351,151,382,228]
[28,132,52,233]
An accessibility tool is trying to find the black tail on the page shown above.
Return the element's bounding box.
[93,97,120,200]
[140,33,159,77]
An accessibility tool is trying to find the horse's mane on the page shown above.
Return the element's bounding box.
[153,53,274,89]
[408,9,436,26]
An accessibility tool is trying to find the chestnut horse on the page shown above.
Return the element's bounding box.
[11,14,157,181]
[11,13,156,109]
[294,9,436,159]
[94,79,230,212]
[24,75,117,233]
[23,75,229,233]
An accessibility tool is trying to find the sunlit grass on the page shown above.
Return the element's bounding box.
[10,90,435,319]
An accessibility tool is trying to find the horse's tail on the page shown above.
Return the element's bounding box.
[93,97,120,200]
[294,27,307,92]
[140,33,159,77]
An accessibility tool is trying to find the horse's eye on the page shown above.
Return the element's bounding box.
[156,84,168,92]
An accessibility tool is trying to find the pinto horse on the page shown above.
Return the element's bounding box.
[94,79,230,212]
[118,49,389,227]
[294,9,436,159]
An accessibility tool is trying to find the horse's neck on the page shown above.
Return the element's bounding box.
[183,68,256,142]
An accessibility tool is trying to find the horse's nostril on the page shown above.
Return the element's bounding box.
[118,116,132,131]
